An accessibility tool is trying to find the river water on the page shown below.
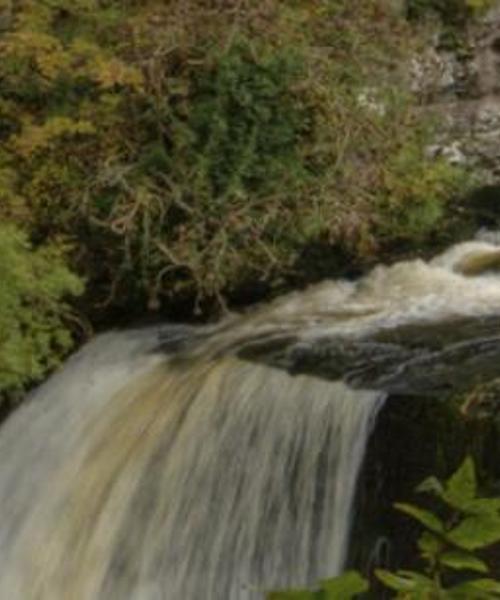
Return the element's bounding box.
[1,238,500,598]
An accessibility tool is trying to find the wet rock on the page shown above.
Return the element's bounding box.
[240,315,500,396]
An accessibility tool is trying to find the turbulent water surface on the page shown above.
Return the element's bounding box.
[1,237,500,599]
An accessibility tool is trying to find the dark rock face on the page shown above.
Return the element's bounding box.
[238,316,500,396]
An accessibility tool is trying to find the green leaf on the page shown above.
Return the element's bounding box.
[466,579,500,594]
[320,571,369,599]
[376,569,419,592]
[416,476,444,497]
[397,570,436,586]
[448,584,495,600]
[440,550,489,573]
[394,502,444,534]
[462,498,500,516]
[417,531,443,562]
[444,456,476,510]
[447,514,500,550]
[450,578,500,598]
[375,569,435,593]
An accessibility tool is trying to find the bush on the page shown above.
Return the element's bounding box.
[0,0,472,317]
[376,456,500,598]
[0,225,82,403]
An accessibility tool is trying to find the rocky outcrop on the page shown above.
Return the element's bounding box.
[237,315,500,396]
[416,5,500,178]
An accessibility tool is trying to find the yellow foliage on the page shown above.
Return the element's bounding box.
[1,29,64,62]
[1,13,144,89]
[91,57,144,91]
[12,117,96,157]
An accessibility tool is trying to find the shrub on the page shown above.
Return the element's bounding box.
[0,225,82,403]
[0,0,472,317]
[376,456,500,597]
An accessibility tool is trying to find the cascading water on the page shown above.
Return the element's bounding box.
[0,336,383,599]
[1,237,500,599]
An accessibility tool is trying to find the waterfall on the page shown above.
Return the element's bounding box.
[2,237,500,599]
[0,333,383,598]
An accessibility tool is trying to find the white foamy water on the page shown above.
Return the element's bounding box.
[1,238,500,599]
[192,238,500,357]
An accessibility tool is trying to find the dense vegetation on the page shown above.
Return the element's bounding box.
[0,0,491,397]
[0,225,82,404]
